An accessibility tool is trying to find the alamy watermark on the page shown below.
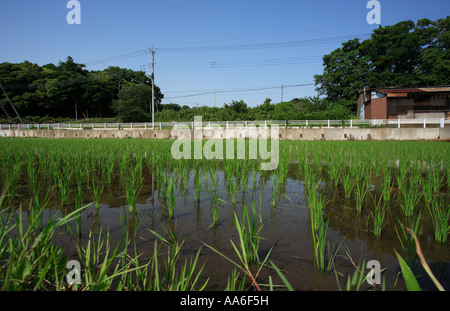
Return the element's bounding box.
[366,0,381,25]
[66,0,81,25]
[170,116,279,171]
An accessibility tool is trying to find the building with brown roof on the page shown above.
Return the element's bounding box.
[357,86,450,120]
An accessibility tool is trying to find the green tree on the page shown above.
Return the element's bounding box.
[111,84,152,122]
[314,17,450,112]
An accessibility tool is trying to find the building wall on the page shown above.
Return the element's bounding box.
[370,97,388,119]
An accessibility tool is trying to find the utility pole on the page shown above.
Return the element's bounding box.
[281,84,283,103]
[149,48,156,129]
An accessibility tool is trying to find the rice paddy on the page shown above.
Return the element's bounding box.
[0,138,449,291]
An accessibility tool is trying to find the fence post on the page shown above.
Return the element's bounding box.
[80,123,83,130]
[226,121,228,130]
[160,122,162,130]
[104,123,107,129]
[28,124,30,130]
[306,120,308,127]
[58,123,60,130]
[265,120,267,128]
[69,123,71,130]
[327,120,330,128]
[350,119,353,128]
[175,122,177,130]
[48,123,50,130]
[398,118,400,128]
[92,123,94,130]
[37,124,39,130]
[441,118,445,128]
[131,122,133,129]
[423,119,426,129]
[145,122,147,130]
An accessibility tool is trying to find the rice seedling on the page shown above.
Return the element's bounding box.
[209,189,225,226]
[228,178,238,206]
[399,182,422,218]
[54,168,73,206]
[203,202,270,291]
[124,166,143,214]
[0,200,89,290]
[380,167,392,201]
[270,174,278,208]
[88,178,104,209]
[194,173,202,203]
[354,182,368,215]
[368,193,387,239]
[427,197,450,244]
[395,209,423,266]
[341,171,355,199]
[167,176,177,219]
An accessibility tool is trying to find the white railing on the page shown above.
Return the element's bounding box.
[0,118,447,130]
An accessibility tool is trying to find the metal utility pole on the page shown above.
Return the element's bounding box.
[149,48,156,129]
[281,84,284,103]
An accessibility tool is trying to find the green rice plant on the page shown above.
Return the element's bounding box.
[209,190,225,226]
[277,152,289,184]
[328,161,342,187]
[270,174,278,208]
[267,261,294,291]
[229,178,238,206]
[88,178,104,209]
[421,174,434,205]
[125,166,143,214]
[429,169,445,194]
[336,259,368,291]
[307,182,327,232]
[368,193,387,239]
[148,220,209,291]
[194,174,202,203]
[203,203,270,291]
[225,268,246,291]
[427,197,450,244]
[105,153,115,183]
[380,167,392,201]
[54,168,73,206]
[395,209,423,265]
[5,159,24,199]
[167,176,177,219]
[0,202,88,290]
[354,182,368,215]
[399,182,422,218]
[342,171,355,199]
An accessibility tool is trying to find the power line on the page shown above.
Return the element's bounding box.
[157,33,371,53]
[163,83,314,100]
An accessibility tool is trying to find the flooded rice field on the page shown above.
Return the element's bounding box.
[1,138,449,291]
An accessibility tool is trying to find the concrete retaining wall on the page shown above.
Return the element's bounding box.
[0,127,447,141]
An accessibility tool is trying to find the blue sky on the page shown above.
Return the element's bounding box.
[1,0,449,108]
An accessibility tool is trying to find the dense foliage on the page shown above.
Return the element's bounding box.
[0,57,163,121]
[314,17,450,112]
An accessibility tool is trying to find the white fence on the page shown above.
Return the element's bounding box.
[0,118,448,130]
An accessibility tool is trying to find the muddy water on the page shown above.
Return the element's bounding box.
[12,166,450,291]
